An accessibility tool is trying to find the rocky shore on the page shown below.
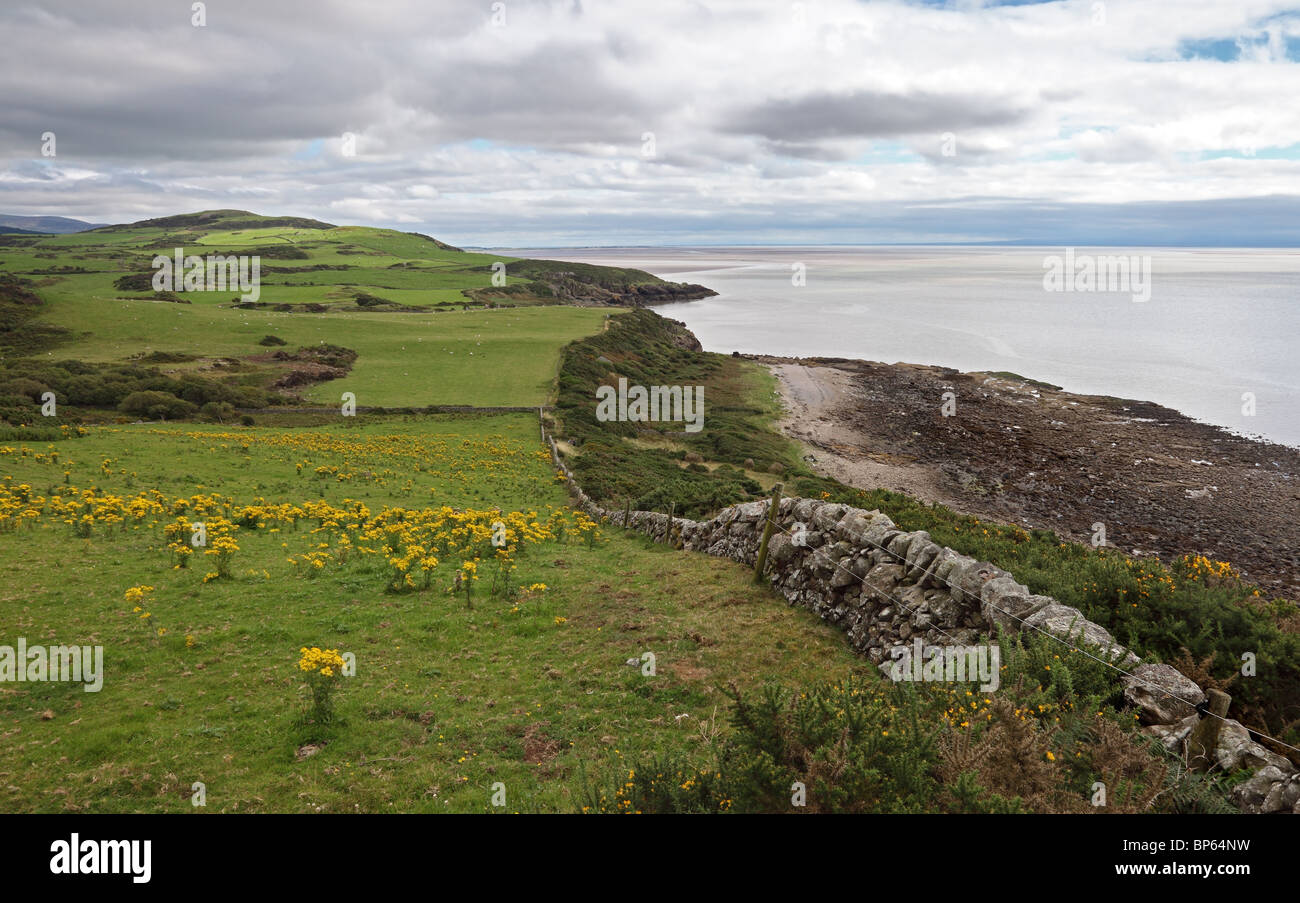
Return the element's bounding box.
[763,355,1300,598]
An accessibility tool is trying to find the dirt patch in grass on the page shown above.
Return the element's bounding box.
[521,722,564,766]
[665,660,711,683]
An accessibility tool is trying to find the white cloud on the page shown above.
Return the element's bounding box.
[0,0,1298,243]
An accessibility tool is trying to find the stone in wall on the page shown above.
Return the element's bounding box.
[1123,663,1204,724]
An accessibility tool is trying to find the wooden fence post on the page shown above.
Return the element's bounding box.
[753,483,783,584]
[1187,688,1231,773]
[623,498,632,529]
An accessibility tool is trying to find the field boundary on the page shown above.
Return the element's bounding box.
[246,404,553,415]
[539,417,1300,814]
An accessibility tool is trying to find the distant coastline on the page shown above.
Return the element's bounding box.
[517,245,1300,450]
[523,244,1300,593]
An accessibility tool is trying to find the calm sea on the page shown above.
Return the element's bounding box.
[508,247,1300,449]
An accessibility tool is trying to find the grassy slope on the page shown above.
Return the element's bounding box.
[0,416,865,813]
[555,310,799,517]
[0,211,874,813]
[0,211,624,407]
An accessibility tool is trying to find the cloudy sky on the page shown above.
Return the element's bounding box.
[2,0,1299,245]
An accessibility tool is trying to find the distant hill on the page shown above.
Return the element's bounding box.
[0,207,716,364]
[0,207,718,411]
[96,208,336,235]
[0,208,714,311]
[0,214,111,234]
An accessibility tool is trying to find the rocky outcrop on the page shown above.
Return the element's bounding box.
[465,274,716,309]
[545,427,1297,812]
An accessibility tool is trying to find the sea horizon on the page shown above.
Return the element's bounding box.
[510,245,1300,450]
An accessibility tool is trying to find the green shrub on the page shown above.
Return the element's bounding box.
[581,661,1232,814]
[0,273,69,355]
[579,677,946,814]
[200,401,236,423]
[230,385,270,408]
[118,390,198,421]
[0,377,47,401]
[0,423,71,442]
[138,351,197,363]
[0,356,285,422]
[112,273,155,291]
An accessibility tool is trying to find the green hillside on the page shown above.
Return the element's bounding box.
[0,209,711,412]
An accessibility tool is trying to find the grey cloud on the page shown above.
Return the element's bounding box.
[391,42,665,150]
[911,136,1024,165]
[723,89,1036,142]
[758,140,859,162]
[1072,128,1169,164]
[0,0,482,160]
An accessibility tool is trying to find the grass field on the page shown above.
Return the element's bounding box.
[35,291,610,407]
[0,210,629,408]
[2,210,862,813]
[0,415,868,813]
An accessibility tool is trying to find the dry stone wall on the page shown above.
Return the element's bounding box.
[546,432,1298,812]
